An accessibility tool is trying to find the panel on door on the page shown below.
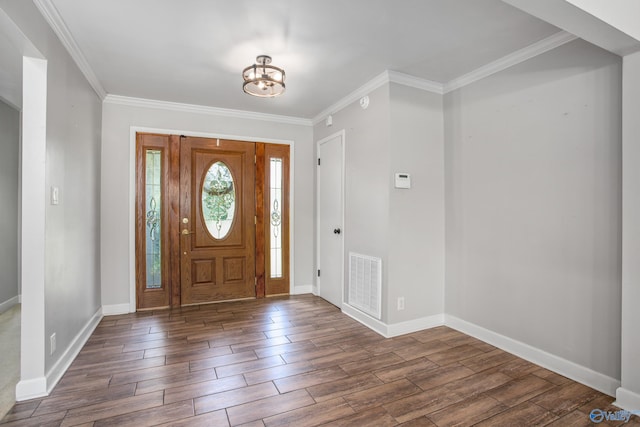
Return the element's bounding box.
[318,133,344,308]
[180,137,256,305]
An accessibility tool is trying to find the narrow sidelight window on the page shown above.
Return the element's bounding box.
[145,149,162,289]
[269,158,283,278]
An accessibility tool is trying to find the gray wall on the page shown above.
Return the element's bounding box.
[621,50,640,399]
[0,0,102,372]
[314,84,392,320]
[388,84,444,323]
[0,99,19,310]
[100,103,314,307]
[314,83,446,325]
[444,39,622,379]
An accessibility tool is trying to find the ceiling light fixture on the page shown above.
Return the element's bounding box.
[242,55,286,98]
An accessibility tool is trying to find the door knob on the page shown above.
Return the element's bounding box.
[333,228,341,235]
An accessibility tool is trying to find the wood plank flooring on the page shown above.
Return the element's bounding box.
[2,295,638,426]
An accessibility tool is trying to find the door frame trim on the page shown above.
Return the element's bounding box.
[315,130,346,306]
[128,126,295,312]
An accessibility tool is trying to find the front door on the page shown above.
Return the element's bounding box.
[179,136,256,305]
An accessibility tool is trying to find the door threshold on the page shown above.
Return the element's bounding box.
[180,297,257,308]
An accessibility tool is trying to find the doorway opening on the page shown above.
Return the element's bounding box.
[134,133,290,310]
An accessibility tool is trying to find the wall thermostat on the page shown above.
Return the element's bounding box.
[394,173,411,189]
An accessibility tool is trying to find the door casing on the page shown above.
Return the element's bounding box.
[129,128,295,312]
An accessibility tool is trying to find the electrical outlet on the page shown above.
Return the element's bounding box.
[50,333,56,355]
[397,297,405,311]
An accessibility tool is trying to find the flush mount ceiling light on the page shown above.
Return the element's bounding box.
[242,55,286,97]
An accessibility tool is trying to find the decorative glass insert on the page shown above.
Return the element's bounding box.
[145,150,162,289]
[270,158,283,278]
[202,161,236,239]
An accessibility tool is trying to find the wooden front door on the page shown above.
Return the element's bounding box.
[179,136,256,305]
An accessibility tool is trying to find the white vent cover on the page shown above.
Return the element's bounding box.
[348,252,382,320]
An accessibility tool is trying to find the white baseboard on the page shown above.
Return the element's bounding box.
[0,295,20,314]
[291,284,313,295]
[16,307,104,401]
[445,315,620,397]
[15,377,47,401]
[342,304,444,338]
[615,387,640,411]
[387,313,445,337]
[342,303,389,337]
[102,303,133,316]
[44,307,103,395]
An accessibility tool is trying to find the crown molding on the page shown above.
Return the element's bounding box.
[444,31,578,93]
[388,70,444,94]
[34,0,107,100]
[311,70,444,125]
[104,94,313,127]
[312,70,390,125]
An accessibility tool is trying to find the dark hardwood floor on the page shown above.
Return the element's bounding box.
[2,295,637,426]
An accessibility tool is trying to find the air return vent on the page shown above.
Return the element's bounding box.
[348,252,382,320]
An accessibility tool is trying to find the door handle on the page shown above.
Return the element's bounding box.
[181,229,194,235]
[333,228,341,235]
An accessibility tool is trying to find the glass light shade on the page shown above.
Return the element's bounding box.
[242,55,286,97]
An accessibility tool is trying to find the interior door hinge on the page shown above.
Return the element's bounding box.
[255,277,257,287]
[254,154,257,164]
[317,269,320,277]
[254,215,257,225]
[318,158,321,166]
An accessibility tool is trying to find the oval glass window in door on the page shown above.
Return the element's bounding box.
[202,161,236,239]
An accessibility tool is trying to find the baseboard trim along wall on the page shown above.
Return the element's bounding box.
[0,295,19,314]
[615,387,640,412]
[388,314,445,337]
[444,314,621,397]
[342,303,445,338]
[102,303,132,316]
[340,306,621,397]
[16,307,103,401]
[44,307,103,396]
[15,377,47,401]
[291,284,313,295]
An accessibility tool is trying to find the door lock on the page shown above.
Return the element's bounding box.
[333,228,341,235]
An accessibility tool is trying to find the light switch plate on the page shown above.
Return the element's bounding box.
[51,186,59,205]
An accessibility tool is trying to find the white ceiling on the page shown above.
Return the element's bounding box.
[46,0,560,119]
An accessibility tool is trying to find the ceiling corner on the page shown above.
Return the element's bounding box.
[444,31,578,93]
[387,71,444,95]
[34,0,107,100]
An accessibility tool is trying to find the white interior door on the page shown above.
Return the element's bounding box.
[317,132,344,308]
